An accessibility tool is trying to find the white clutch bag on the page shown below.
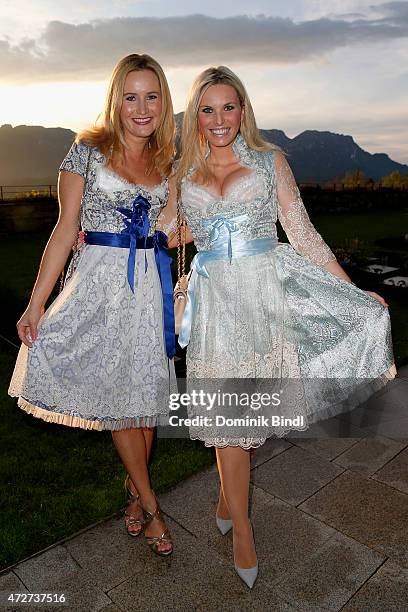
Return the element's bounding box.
[174,270,192,335]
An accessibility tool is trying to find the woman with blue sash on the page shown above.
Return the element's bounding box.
[9,54,176,556]
[172,66,396,586]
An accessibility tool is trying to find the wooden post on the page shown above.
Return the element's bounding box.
[0,186,3,202]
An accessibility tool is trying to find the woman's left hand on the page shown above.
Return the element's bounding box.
[364,291,389,307]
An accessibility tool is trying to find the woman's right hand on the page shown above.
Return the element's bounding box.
[17,304,45,348]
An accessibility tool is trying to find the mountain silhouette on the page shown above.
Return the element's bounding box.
[0,124,75,185]
[260,128,408,182]
[0,122,406,186]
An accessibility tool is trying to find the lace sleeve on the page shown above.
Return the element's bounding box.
[274,151,336,266]
[59,140,90,178]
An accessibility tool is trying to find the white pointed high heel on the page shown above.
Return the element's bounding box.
[234,562,259,589]
[234,522,258,589]
[216,515,233,535]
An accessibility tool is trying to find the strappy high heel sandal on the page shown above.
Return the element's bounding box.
[124,475,144,537]
[142,499,173,557]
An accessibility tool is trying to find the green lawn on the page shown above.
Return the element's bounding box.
[1,207,407,569]
[310,208,408,254]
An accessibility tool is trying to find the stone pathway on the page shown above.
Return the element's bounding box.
[1,368,407,611]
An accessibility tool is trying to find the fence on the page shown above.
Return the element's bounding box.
[0,184,57,201]
[0,182,407,203]
[299,182,408,192]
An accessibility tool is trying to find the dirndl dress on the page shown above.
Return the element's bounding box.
[178,134,396,448]
[9,141,175,430]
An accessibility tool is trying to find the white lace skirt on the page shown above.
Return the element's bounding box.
[186,243,396,448]
[9,244,175,431]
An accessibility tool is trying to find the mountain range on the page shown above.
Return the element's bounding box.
[259,128,407,183]
[0,121,406,186]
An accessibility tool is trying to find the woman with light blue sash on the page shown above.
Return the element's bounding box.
[9,54,176,556]
[172,66,396,586]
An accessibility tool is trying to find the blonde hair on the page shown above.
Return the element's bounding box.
[178,65,279,184]
[77,54,175,177]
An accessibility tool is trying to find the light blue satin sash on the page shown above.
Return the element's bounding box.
[178,214,278,348]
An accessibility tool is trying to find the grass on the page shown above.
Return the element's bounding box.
[1,206,407,569]
[309,208,408,253]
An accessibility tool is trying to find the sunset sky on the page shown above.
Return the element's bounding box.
[0,0,407,163]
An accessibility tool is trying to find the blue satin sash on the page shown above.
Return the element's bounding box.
[84,195,175,359]
[178,214,279,348]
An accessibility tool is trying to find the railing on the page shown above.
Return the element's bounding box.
[299,182,408,191]
[0,184,57,201]
[0,182,406,202]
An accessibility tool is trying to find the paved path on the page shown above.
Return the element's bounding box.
[1,367,407,611]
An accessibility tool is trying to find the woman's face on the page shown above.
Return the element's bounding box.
[197,84,243,149]
[120,69,162,140]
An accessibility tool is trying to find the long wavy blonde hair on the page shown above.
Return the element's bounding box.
[77,54,175,177]
[177,65,279,184]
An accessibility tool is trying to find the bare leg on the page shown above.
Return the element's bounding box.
[124,427,155,496]
[216,484,230,520]
[143,427,155,461]
[112,428,171,553]
[113,427,151,535]
[216,446,257,568]
[122,427,156,535]
[217,448,255,519]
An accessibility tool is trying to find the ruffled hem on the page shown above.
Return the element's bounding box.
[188,364,398,449]
[16,397,160,431]
[191,435,282,450]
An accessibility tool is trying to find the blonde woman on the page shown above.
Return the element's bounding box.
[171,66,395,586]
[9,54,176,556]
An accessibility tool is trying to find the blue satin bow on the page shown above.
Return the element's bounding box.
[153,231,175,358]
[207,216,237,262]
[84,196,176,358]
[118,195,151,292]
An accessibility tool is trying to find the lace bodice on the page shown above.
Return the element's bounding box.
[181,168,274,250]
[180,134,336,267]
[59,141,168,235]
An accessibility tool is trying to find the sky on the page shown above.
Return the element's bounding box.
[0,0,407,164]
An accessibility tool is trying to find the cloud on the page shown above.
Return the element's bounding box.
[1,4,408,83]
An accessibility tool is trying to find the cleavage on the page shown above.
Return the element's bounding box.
[203,167,254,200]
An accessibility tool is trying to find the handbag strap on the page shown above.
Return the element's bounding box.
[176,193,186,282]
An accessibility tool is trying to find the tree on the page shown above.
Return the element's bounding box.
[381,171,402,188]
[342,169,369,188]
